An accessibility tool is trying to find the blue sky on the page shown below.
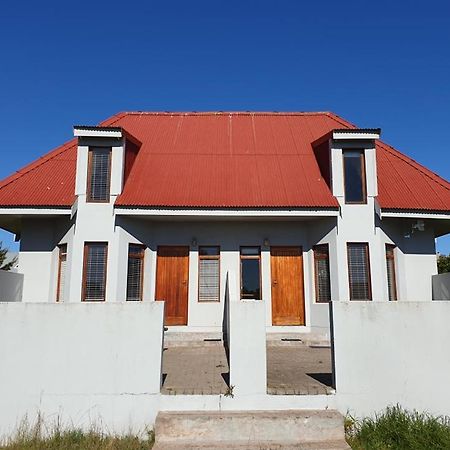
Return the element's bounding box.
[0,0,449,252]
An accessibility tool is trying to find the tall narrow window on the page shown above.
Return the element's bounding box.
[240,247,261,300]
[343,150,366,204]
[198,246,220,302]
[82,243,108,301]
[347,243,372,300]
[314,244,331,303]
[385,244,397,301]
[56,244,67,302]
[127,244,145,301]
[87,147,111,202]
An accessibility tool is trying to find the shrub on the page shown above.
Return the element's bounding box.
[0,416,154,450]
[346,405,450,450]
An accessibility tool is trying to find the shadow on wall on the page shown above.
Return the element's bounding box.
[0,271,23,302]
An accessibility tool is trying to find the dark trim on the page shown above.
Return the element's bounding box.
[313,244,331,303]
[74,125,123,132]
[56,244,67,303]
[343,150,367,205]
[82,242,108,302]
[239,246,262,301]
[86,147,112,203]
[334,128,381,135]
[126,244,146,301]
[385,244,398,301]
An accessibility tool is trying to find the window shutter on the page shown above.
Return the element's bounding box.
[57,245,67,302]
[88,148,111,202]
[314,245,331,303]
[199,258,220,302]
[347,243,371,300]
[127,245,145,301]
[385,245,397,301]
[83,243,108,301]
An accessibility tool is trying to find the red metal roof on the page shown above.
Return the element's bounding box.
[0,112,449,211]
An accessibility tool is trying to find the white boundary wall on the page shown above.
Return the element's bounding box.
[333,302,450,417]
[0,271,23,302]
[432,273,450,300]
[0,302,164,436]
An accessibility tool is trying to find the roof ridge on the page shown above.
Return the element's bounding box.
[112,111,337,117]
[0,139,77,192]
[378,140,450,191]
[0,112,126,194]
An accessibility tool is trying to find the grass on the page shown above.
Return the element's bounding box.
[0,417,154,450]
[346,405,450,450]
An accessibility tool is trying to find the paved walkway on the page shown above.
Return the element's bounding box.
[161,344,333,395]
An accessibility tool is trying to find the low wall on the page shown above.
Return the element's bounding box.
[432,272,450,300]
[0,270,23,302]
[332,302,450,417]
[0,302,164,436]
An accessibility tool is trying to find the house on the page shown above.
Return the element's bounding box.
[0,111,449,340]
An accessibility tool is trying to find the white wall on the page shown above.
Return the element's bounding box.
[432,272,450,300]
[0,302,164,436]
[333,301,450,417]
[0,271,23,302]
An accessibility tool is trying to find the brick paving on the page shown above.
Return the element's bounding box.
[161,343,333,395]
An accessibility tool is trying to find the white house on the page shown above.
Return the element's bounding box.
[0,111,449,340]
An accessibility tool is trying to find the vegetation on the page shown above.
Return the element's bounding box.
[346,405,450,450]
[438,253,450,274]
[0,418,154,450]
[0,242,17,271]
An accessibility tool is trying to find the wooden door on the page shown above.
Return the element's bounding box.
[156,246,189,325]
[270,246,305,325]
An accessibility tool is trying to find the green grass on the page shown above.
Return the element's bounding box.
[346,405,450,450]
[0,417,154,450]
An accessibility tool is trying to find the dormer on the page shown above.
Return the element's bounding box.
[73,126,141,204]
[313,128,381,207]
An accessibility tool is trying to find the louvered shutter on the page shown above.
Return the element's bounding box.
[127,245,145,301]
[83,243,108,301]
[88,148,111,202]
[314,245,331,303]
[385,245,397,301]
[57,245,67,302]
[198,246,220,302]
[347,243,371,300]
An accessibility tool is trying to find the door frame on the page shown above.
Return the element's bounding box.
[270,245,306,326]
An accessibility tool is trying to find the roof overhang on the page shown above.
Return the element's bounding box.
[114,207,340,220]
[332,128,381,140]
[73,125,123,138]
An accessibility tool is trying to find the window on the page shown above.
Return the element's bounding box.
[87,147,111,202]
[385,244,397,301]
[240,247,261,300]
[198,246,220,302]
[347,243,371,300]
[82,243,108,301]
[343,150,366,204]
[314,244,331,303]
[126,244,145,301]
[56,244,67,302]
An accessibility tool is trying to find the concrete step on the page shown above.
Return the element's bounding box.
[154,410,349,449]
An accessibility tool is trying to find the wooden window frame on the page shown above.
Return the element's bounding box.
[343,150,367,205]
[56,244,67,303]
[82,242,108,302]
[126,244,146,302]
[347,242,372,301]
[313,244,331,303]
[198,245,221,303]
[86,147,112,203]
[240,246,262,301]
[385,244,398,301]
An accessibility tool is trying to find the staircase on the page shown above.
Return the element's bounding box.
[153,410,350,449]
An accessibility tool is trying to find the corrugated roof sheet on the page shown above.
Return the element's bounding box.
[0,111,449,211]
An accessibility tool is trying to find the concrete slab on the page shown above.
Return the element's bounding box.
[161,344,332,396]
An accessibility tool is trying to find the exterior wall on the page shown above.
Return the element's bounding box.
[0,271,23,302]
[432,272,450,300]
[0,302,164,435]
[333,301,450,417]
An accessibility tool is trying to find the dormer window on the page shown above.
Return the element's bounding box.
[87,147,111,202]
[343,150,367,204]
